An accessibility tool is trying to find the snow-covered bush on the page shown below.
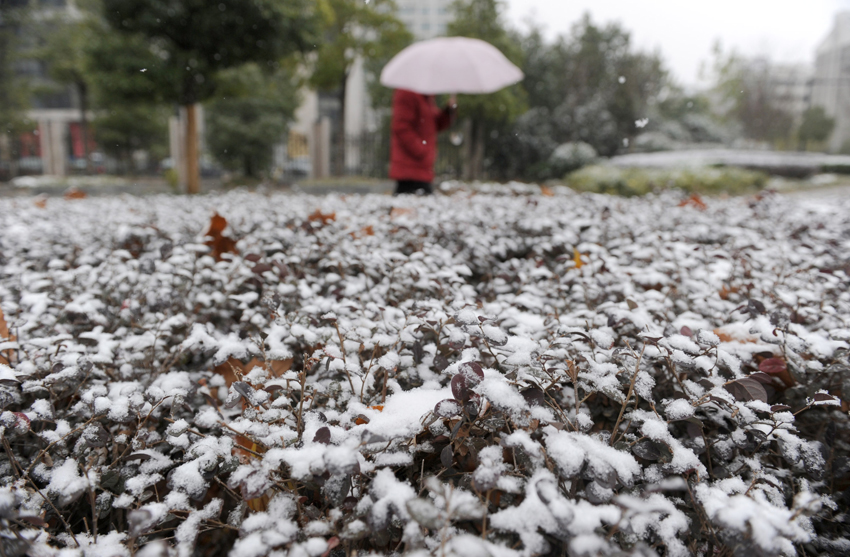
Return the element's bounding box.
[549,141,598,177]
[633,131,680,153]
[566,165,768,196]
[0,187,848,556]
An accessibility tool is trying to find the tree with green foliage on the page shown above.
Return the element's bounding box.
[100,0,319,192]
[206,63,302,178]
[448,0,526,180]
[308,0,412,174]
[84,23,171,169]
[797,106,834,151]
[708,44,794,145]
[556,15,668,156]
[91,104,169,172]
[491,15,670,180]
[0,1,31,173]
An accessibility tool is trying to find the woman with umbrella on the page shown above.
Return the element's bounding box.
[389,91,456,195]
[381,37,523,195]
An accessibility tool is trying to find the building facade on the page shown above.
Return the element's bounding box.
[397,0,454,40]
[1,0,92,178]
[811,11,850,152]
[770,63,813,126]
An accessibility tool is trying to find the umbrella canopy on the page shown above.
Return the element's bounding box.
[380,36,523,95]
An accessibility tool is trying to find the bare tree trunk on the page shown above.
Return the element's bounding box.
[461,118,473,181]
[185,104,200,194]
[78,81,91,173]
[336,73,348,177]
[460,119,486,181]
[471,121,485,180]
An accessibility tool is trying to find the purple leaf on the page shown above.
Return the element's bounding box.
[521,387,545,407]
[725,378,768,403]
[434,399,462,418]
[451,374,470,402]
[458,361,484,384]
[440,444,453,469]
[313,426,331,445]
[759,358,787,375]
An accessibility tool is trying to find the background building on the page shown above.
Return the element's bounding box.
[811,11,850,152]
[397,0,454,39]
[4,0,90,177]
[770,63,813,125]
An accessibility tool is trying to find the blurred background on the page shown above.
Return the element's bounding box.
[3,0,850,192]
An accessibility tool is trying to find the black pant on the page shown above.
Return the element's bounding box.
[394,180,432,195]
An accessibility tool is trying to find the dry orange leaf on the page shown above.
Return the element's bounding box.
[233,436,270,514]
[247,491,270,512]
[355,405,383,425]
[573,247,584,269]
[207,213,227,236]
[678,193,707,210]
[0,307,8,341]
[308,209,336,225]
[212,357,293,389]
[350,225,375,239]
[0,307,14,365]
[718,284,740,300]
[390,207,416,220]
[713,327,757,344]
[64,187,87,200]
[540,185,555,197]
[34,197,47,209]
[203,212,239,261]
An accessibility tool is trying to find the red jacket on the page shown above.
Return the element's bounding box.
[389,89,454,182]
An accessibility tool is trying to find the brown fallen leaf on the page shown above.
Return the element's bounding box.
[540,185,555,197]
[350,225,375,238]
[308,209,336,225]
[33,196,47,209]
[678,193,707,210]
[355,405,384,425]
[573,247,584,269]
[203,212,239,261]
[64,187,87,200]
[0,307,15,365]
[212,357,293,391]
[0,307,8,341]
[713,327,757,344]
[718,284,740,300]
[390,207,416,220]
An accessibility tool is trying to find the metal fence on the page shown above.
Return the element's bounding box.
[1,126,466,184]
[326,128,464,182]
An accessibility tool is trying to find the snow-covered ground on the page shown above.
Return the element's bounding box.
[608,148,850,172]
[0,186,848,556]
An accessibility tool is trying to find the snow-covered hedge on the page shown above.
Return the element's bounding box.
[565,165,768,197]
[1,187,848,556]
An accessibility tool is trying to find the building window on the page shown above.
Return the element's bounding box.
[421,22,430,31]
[422,7,429,15]
[437,23,447,33]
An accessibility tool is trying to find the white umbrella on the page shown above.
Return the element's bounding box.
[380,36,523,95]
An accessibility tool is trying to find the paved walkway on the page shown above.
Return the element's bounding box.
[0,177,396,198]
